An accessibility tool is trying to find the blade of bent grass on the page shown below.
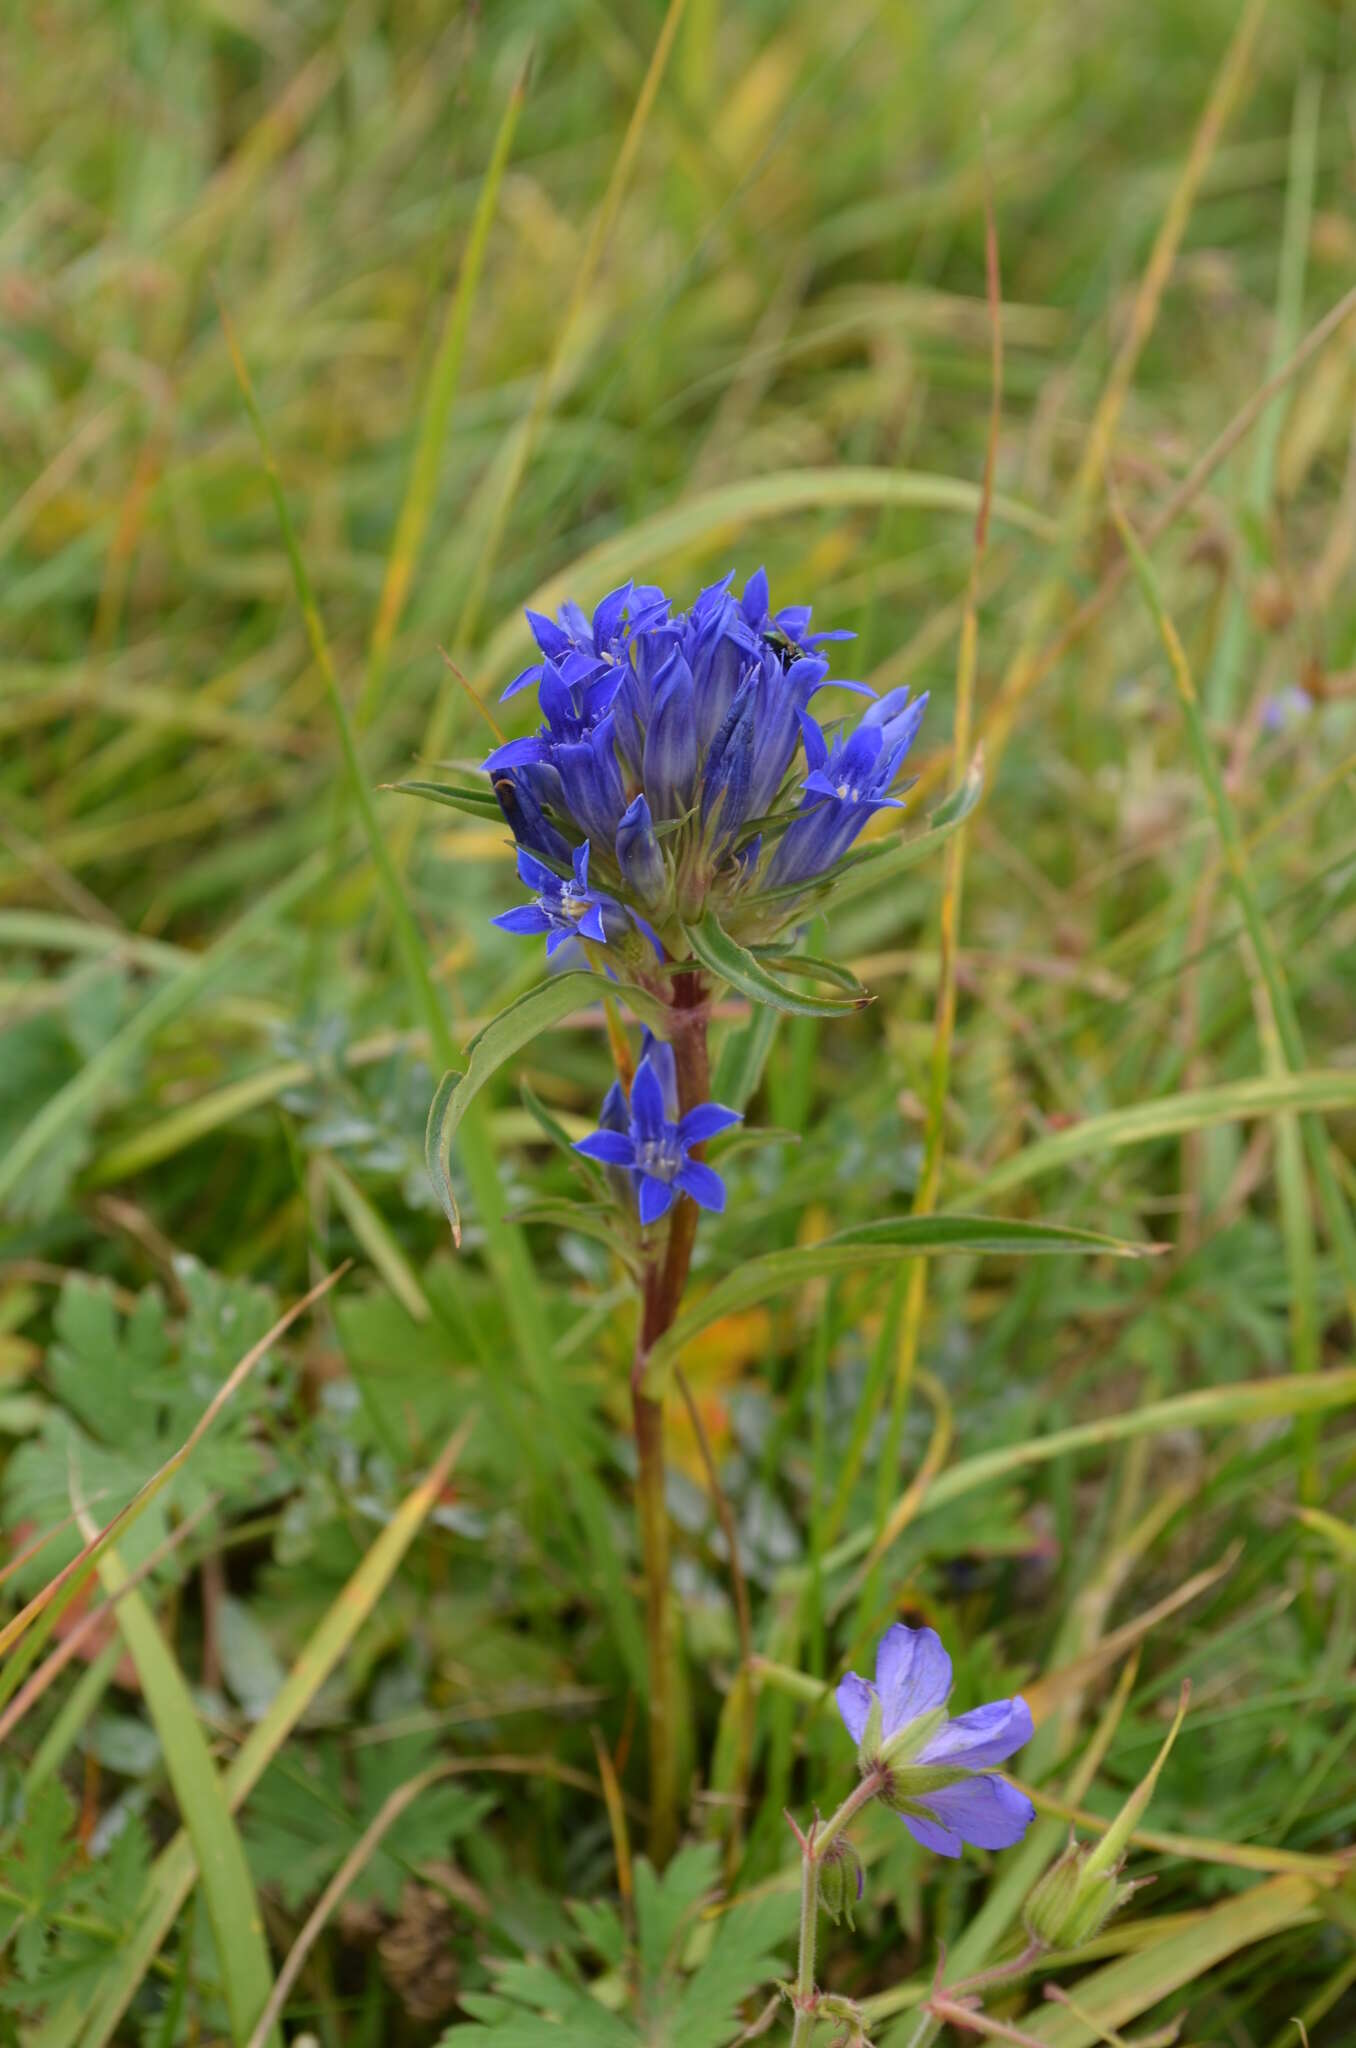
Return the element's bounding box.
[958,1069,1356,1207]
[1112,499,1356,1323]
[356,51,529,729]
[468,467,1053,700]
[80,1536,281,2048]
[36,1419,473,2048]
[823,1363,1356,1579]
[415,0,692,784]
[219,300,576,1478]
[0,1266,346,1686]
[869,160,1002,1592]
[0,853,322,1215]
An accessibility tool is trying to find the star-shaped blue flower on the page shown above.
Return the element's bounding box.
[573,1051,741,1224]
[492,843,623,956]
[836,1625,1035,1859]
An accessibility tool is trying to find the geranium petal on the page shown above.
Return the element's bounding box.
[835,1674,875,1745]
[919,1698,1033,1770]
[874,1625,952,1735]
[910,1775,1036,1853]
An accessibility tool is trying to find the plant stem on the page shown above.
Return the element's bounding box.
[789,1768,887,2043]
[631,970,711,1864]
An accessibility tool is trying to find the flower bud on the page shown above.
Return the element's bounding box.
[615,794,668,907]
[816,1838,864,1929]
[1023,1683,1188,1953]
[1023,1836,1139,1949]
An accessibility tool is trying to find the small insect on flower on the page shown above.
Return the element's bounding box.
[836,1624,1035,1858]
[573,1050,741,1225]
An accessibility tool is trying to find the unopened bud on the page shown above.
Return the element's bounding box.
[816,1838,864,1929]
[1023,1836,1140,1948]
[1024,1682,1189,1953]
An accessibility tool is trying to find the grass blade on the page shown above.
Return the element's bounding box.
[36,1419,473,2048]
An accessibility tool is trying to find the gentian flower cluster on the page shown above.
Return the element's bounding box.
[486,569,927,962]
[836,1624,1035,1858]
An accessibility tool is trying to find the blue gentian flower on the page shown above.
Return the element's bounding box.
[836,1625,1035,1859]
[573,1051,741,1224]
[766,691,928,890]
[486,569,928,948]
[492,843,628,956]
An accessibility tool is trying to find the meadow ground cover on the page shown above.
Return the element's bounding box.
[2,1,1356,2042]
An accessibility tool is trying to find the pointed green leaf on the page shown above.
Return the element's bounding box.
[643,1215,1155,1383]
[686,912,870,1017]
[427,971,669,1240]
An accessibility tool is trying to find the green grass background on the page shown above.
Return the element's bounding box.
[3,0,1356,2042]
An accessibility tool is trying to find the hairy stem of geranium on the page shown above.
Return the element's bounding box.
[789,1768,888,2044]
[631,969,710,1864]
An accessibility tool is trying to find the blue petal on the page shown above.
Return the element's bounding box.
[501,662,543,701]
[637,1173,677,1225]
[525,607,571,658]
[629,1056,667,1143]
[572,842,591,888]
[574,1130,636,1166]
[578,902,608,943]
[903,1775,1036,1855]
[516,848,561,895]
[836,1673,876,1745]
[485,734,549,774]
[676,1103,742,1146]
[675,1159,725,1212]
[874,1626,952,1736]
[918,1697,1033,1770]
[491,905,553,935]
[741,566,769,628]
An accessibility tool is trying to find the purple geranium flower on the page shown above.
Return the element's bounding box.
[836,1625,1035,1859]
[573,1051,741,1225]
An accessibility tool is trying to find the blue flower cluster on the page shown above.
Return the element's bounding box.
[486,570,927,960]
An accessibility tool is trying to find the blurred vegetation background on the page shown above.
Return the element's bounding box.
[3,0,1356,2043]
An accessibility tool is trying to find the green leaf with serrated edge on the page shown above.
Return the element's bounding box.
[642,1216,1154,1387]
[686,912,870,1017]
[384,778,506,817]
[427,971,669,1240]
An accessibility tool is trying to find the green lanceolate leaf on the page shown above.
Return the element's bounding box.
[642,1214,1155,1384]
[686,911,870,1017]
[427,971,669,1240]
[749,949,870,997]
[384,778,507,819]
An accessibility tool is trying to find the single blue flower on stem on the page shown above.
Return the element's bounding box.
[492,843,625,956]
[573,1051,741,1225]
[836,1625,1035,1858]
